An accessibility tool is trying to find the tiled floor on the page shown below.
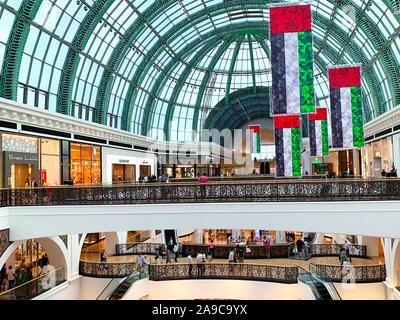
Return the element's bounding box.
[80,252,384,268]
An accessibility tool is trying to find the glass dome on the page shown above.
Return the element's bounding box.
[0,0,398,142]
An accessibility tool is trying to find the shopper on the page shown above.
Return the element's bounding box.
[237,246,244,263]
[339,248,347,265]
[263,236,271,259]
[173,242,179,262]
[196,252,203,277]
[198,174,208,198]
[296,238,304,258]
[168,237,174,252]
[166,249,171,264]
[303,239,310,258]
[187,254,193,276]
[155,248,160,264]
[228,249,235,263]
[6,265,15,289]
[209,239,215,259]
[344,240,352,262]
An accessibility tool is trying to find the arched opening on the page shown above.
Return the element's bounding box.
[0,237,67,297]
[80,232,119,262]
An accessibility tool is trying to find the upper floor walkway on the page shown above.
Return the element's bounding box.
[1,178,400,240]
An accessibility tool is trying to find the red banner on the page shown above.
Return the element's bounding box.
[274,115,301,129]
[329,66,361,88]
[309,108,328,121]
[270,5,312,34]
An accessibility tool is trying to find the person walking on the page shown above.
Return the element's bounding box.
[155,248,160,264]
[263,236,271,259]
[344,240,352,262]
[228,249,235,263]
[296,238,304,258]
[196,252,203,278]
[209,239,215,260]
[173,242,179,262]
[339,248,347,265]
[303,239,310,258]
[198,174,208,198]
[166,249,171,264]
[6,265,15,289]
[187,254,193,276]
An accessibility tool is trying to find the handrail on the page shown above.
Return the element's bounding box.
[96,277,127,300]
[0,267,64,296]
[297,265,324,300]
[308,263,342,300]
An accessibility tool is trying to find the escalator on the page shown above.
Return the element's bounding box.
[97,267,148,300]
[298,265,341,300]
[164,230,177,248]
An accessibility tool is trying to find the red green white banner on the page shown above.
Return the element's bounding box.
[249,125,261,154]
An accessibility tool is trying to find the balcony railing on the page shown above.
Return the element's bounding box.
[116,243,367,259]
[79,261,138,278]
[1,178,399,207]
[148,263,298,284]
[0,267,66,300]
[309,244,367,258]
[116,242,166,255]
[310,264,386,283]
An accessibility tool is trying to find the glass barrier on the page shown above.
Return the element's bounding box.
[0,267,66,300]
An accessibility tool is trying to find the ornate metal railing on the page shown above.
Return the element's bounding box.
[148,263,298,284]
[79,261,138,278]
[116,243,165,255]
[310,244,367,257]
[181,243,290,259]
[1,178,400,206]
[312,264,386,283]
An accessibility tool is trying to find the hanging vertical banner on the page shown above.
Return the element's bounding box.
[270,3,315,115]
[309,108,329,156]
[274,115,302,178]
[329,65,364,148]
[249,125,261,154]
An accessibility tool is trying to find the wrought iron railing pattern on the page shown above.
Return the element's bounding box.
[310,244,367,257]
[181,243,290,259]
[116,243,165,255]
[0,178,400,207]
[313,264,386,283]
[148,263,298,284]
[79,261,137,278]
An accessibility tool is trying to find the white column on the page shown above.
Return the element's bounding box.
[117,231,127,244]
[69,234,81,280]
[275,231,286,244]
[195,229,203,244]
[393,134,400,172]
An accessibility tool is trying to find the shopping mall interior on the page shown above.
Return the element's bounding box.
[0,0,399,302]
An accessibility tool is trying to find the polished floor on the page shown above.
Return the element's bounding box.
[80,252,384,268]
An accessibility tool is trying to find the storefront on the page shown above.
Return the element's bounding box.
[69,142,101,184]
[361,135,396,177]
[101,147,156,184]
[1,133,61,188]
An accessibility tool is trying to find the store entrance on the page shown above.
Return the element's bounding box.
[139,165,151,178]
[11,164,35,188]
[112,164,136,183]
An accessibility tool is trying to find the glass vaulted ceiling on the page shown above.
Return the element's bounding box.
[0,0,399,142]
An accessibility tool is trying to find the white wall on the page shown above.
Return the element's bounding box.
[34,277,81,300]
[146,280,299,300]
[79,276,114,300]
[298,281,317,300]
[101,146,157,183]
[335,282,387,300]
[359,236,380,257]
[7,201,400,241]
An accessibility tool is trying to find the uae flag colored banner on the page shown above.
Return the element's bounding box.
[270,4,315,115]
[329,66,364,148]
[249,125,261,153]
[274,115,302,178]
[309,108,329,157]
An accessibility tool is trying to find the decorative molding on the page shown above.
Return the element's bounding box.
[364,104,400,138]
[0,97,230,157]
